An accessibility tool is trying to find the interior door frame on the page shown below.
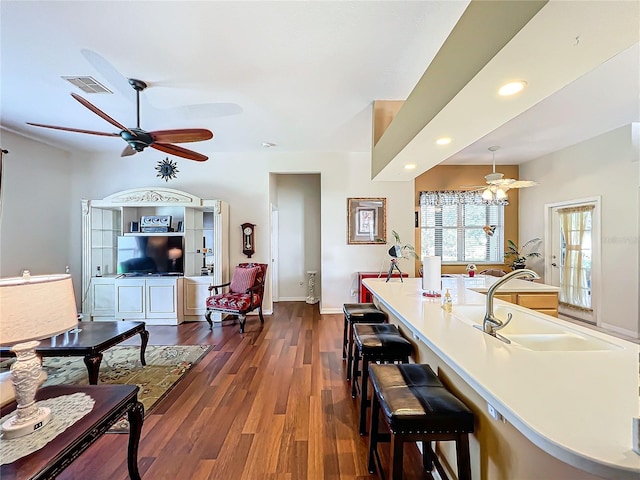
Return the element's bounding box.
[544,196,601,325]
[270,204,279,302]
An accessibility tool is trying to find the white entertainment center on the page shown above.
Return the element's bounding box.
[81,187,229,325]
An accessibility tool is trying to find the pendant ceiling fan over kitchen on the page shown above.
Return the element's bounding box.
[27,79,213,162]
[462,146,538,200]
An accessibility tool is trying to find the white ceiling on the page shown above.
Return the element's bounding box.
[1,1,638,171]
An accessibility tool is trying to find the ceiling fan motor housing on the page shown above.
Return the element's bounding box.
[485,172,504,183]
[121,128,153,152]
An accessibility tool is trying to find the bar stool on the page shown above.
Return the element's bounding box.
[368,363,475,480]
[351,323,412,435]
[342,303,387,381]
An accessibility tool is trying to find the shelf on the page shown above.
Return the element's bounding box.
[123,232,184,237]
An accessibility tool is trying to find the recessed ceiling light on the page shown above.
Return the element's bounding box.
[498,81,527,96]
[435,137,452,145]
[262,142,277,148]
[404,164,416,170]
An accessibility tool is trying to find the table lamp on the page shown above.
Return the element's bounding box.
[0,272,78,439]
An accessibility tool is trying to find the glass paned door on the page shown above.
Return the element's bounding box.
[549,201,597,323]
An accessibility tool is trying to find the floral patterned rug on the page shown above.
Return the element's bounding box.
[2,345,212,432]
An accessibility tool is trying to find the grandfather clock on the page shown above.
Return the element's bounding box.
[241,223,255,258]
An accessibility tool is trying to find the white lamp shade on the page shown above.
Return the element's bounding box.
[482,188,494,201]
[0,274,78,345]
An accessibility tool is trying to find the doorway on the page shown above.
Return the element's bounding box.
[545,197,601,325]
[270,173,321,303]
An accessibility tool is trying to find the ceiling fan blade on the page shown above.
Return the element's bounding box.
[26,122,120,137]
[507,180,539,189]
[150,129,213,144]
[81,49,134,101]
[71,93,134,135]
[151,143,208,162]
[169,103,243,118]
[121,145,136,157]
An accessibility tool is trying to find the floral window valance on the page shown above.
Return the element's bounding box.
[419,190,509,206]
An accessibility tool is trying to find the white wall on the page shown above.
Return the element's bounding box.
[0,136,415,314]
[519,124,639,337]
[0,130,74,278]
[274,173,321,301]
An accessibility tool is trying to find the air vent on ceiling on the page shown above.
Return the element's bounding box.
[61,76,112,94]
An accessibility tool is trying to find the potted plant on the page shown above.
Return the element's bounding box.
[389,230,419,260]
[504,238,542,270]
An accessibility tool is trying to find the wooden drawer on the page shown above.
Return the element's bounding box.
[494,293,515,303]
[517,293,558,309]
[535,308,559,317]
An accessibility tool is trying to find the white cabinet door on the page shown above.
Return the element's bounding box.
[183,277,212,316]
[90,277,115,320]
[115,278,145,319]
[146,277,178,318]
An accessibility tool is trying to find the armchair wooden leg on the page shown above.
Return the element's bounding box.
[205,311,213,330]
[238,315,246,333]
[258,306,265,324]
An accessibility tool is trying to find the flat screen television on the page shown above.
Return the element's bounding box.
[117,235,184,276]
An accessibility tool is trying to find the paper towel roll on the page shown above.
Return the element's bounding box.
[422,256,441,292]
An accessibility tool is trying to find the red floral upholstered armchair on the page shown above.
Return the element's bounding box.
[205,263,268,333]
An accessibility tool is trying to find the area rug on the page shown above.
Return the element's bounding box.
[1,345,212,432]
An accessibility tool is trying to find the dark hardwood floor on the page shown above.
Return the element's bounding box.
[59,302,425,479]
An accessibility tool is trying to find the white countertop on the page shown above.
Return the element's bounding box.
[363,276,640,479]
[445,274,560,294]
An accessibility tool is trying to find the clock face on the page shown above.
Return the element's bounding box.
[244,227,253,235]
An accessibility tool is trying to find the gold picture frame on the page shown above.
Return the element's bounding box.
[347,198,386,245]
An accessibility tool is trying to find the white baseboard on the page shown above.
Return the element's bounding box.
[599,322,639,339]
[277,296,307,302]
[320,307,343,314]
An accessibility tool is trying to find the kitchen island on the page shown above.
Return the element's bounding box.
[363,276,639,480]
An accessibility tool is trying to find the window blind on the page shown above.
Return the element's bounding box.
[419,191,504,263]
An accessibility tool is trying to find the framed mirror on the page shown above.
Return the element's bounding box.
[347,197,386,244]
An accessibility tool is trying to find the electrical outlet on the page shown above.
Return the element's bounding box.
[487,403,503,422]
[350,289,357,297]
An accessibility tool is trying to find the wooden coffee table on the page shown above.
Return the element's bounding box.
[0,321,149,385]
[1,384,143,480]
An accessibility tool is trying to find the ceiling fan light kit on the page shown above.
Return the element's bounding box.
[27,78,213,162]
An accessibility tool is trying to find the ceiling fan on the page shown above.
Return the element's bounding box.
[27,78,213,162]
[462,146,538,200]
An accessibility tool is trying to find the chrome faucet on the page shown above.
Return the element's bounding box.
[483,268,540,337]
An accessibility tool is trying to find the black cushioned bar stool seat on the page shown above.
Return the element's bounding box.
[368,363,474,480]
[342,303,387,381]
[351,323,412,435]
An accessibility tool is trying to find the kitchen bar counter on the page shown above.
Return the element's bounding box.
[363,276,639,479]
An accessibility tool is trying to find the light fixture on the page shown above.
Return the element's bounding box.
[481,146,508,201]
[404,163,416,170]
[262,142,277,148]
[498,80,527,96]
[435,137,452,145]
[0,273,78,439]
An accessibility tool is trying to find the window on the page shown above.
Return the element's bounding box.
[557,204,593,312]
[419,191,504,263]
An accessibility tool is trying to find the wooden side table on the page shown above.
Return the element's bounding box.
[1,385,143,480]
[0,321,149,385]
